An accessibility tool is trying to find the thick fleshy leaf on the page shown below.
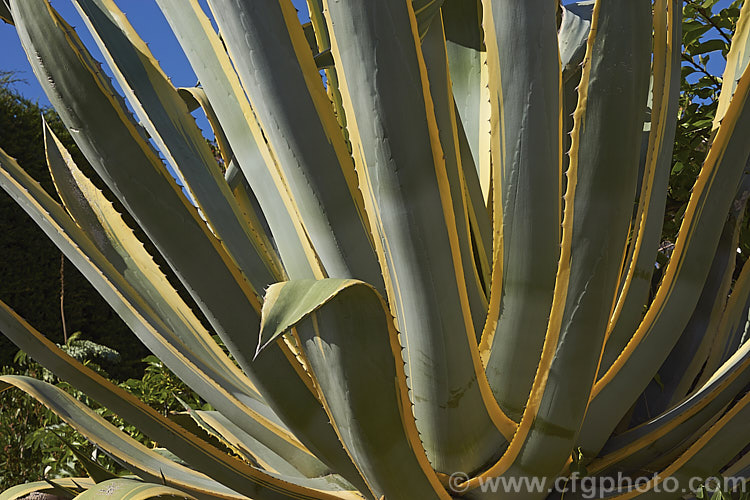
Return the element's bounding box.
[181,409,358,495]
[480,0,561,422]
[0,375,339,500]
[0,141,365,493]
[454,109,492,295]
[588,322,750,476]
[440,2,493,288]
[443,4,488,191]
[223,165,284,279]
[700,237,750,383]
[258,279,450,500]
[257,280,348,354]
[323,0,511,473]
[412,0,443,39]
[177,87,232,170]
[558,2,593,178]
[191,410,358,494]
[36,134,323,471]
[1,479,95,500]
[305,0,349,146]
[599,391,750,499]
[187,408,332,480]
[420,13,488,344]
[72,479,196,500]
[720,313,750,369]
[599,0,682,375]
[11,0,264,381]
[463,1,652,493]
[12,3,366,486]
[631,171,750,423]
[441,0,483,50]
[724,448,750,478]
[155,0,319,280]
[558,1,593,80]
[206,0,384,292]
[713,0,750,131]
[43,479,78,499]
[440,5,490,266]
[43,123,263,406]
[72,0,280,294]
[581,29,750,459]
[0,268,361,499]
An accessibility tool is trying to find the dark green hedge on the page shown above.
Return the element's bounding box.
[0,75,148,380]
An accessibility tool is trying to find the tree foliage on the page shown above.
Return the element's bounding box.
[668,0,744,244]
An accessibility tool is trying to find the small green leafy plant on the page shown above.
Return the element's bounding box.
[1,339,207,489]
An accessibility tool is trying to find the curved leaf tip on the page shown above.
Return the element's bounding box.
[257,279,366,357]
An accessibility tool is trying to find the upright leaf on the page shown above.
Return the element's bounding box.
[466,1,652,492]
[713,0,750,131]
[11,4,367,487]
[600,0,682,375]
[155,0,320,280]
[323,0,512,473]
[582,34,750,459]
[206,0,384,292]
[421,13,488,344]
[72,0,280,294]
[480,0,561,421]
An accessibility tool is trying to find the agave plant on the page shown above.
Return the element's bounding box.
[1,0,750,498]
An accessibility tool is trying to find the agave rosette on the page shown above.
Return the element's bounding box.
[1,0,750,499]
